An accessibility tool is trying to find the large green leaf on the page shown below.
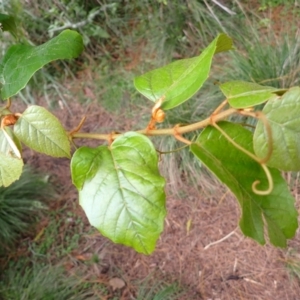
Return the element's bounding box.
[0,30,83,99]
[0,151,23,187]
[220,81,286,109]
[71,132,166,254]
[190,122,298,247]
[14,105,70,158]
[254,87,300,171]
[134,33,233,110]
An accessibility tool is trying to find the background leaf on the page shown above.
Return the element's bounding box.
[71,132,166,254]
[0,13,18,39]
[191,122,298,247]
[0,29,84,99]
[14,105,70,158]
[254,87,300,171]
[134,33,233,110]
[219,80,286,109]
[0,152,23,187]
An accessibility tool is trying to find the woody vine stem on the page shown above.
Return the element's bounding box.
[1,96,274,196]
[72,99,274,197]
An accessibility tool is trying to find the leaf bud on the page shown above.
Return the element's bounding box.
[154,109,165,123]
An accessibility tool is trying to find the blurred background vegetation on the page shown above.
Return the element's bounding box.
[0,0,299,298]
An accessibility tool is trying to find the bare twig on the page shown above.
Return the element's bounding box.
[204,228,237,250]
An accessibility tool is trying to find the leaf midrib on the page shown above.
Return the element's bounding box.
[18,113,68,155]
[108,146,147,252]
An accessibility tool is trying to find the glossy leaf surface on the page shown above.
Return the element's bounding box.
[71,132,166,254]
[0,30,83,99]
[134,33,233,110]
[14,105,70,158]
[191,122,298,247]
[220,81,286,109]
[254,87,300,171]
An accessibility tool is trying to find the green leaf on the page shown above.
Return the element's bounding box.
[190,122,298,247]
[134,33,233,110]
[0,152,23,187]
[219,81,286,109]
[71,132,166,254]
[71,146,103,191]
[0,107,11,117]
[0,13,18,38]
[0,29,84,99]
[14,105,70,158]
[254,87,300,171]
[0,127,22,158]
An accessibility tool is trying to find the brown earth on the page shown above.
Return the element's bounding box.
[11,3,300,299]
[17,94,300,300]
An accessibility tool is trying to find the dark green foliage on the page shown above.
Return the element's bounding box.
[0,167,53,251]
[135,276,184,300]
[0,262,95,300]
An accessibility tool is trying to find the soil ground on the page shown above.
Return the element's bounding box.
[10,3,300,299]
[18,96,300,300]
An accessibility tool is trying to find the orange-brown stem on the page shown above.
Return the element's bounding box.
[69,116,87,136]
[72,107,237,141]
[173,125,192,145]
[210,99,229,124]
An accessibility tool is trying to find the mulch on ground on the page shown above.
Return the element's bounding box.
[16,96,300,300]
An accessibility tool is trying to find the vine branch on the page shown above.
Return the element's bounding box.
[71,107,237,141]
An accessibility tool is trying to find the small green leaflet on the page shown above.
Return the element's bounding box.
[71,132,166,254]
[191,122,298,247]
[0,30,84,99]
[254,87,300,171]
[134,33,233,110]
[0,123,23,187]
[0,127,22,158]
[0,151,23,187]
[219,81,286,109]
[14,105,70,158]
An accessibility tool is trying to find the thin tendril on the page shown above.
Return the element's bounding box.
[213,122,273,195]
[252,164,274,195]
[156,144,189,155]
[213,122,259,162]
